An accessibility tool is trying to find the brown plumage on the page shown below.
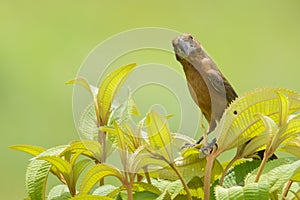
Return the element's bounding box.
[172,33,237,144]
[172,34,277,160]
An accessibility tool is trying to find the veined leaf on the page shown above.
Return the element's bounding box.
[150,154,222,181]
[34,145,69,182]
[283,182,300,200]
[165,180,183,199]
[108,94,140,126]
[216,88,300,152]
[280,137,300,158]
[61,140,102,162]
[145,109,173,162]
[10,144,45,157]
[120,122,141,153]
[171,176,205,199]
[246,159,300,193]
[78,104,99,141]
[26,159,51,200]
[255,114,277,138]
[106,182,162,199]
[278,92,289,126]
[65,77,97,98]
[132,152,168,173]
[133,191,159,199]
[277,118,300,146]
[37,156,72,186]
[222,160,261,188]
[69,194,113,200]
[214,183,269,200]
[73,159,92,183]
[292,169,300,182]
[93,185,117,196]
[36,145,69,158]
[113,122,126,151]
[97,63,137,124]
[46,185,71,200]
[132,182,162,195]
[239,134,269,158]
[172,133,196,150]
[79,164,123,194]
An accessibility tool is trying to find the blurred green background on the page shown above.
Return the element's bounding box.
[1,1,300,199]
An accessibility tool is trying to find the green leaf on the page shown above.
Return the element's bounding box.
[214,183,269,200]
[131,151,168,173]
[281,137,300,158]
[120,122,141,152]
[69,194,113,200]
[79,164,123,194]
[172,133,196,149]
[256,114,277,137]
[46,185,71,200]
[26,159,51,200]
[277,92,289,126]
[186,176,205,199]
[37,156,72,186]
[105,182,161,199]
[133,191,159,200]
[222,160,261,188]
[9,144,45,156]
[216,88,300,152]
[240,134,269,158]
[97,63,137,124]
[108,94,140,126]
[61,140,102,162]
[78,104,99,141]
[113,122,126,151]
[36,145,69,157]
[93,185,117,196]
[73,159,92,183]
[246,159,300,193]
[277,118,300,146]
[165,180,184,199]
[151,154,222,182]
[65,77,97,98]
[132,182,162,195]
[284,182,300,200]
[145,109,173,162]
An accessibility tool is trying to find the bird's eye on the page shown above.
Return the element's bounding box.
[188,35,193,40]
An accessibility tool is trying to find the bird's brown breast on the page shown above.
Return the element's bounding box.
[179,58,212,123]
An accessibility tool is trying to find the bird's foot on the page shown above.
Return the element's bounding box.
[201,138,217,155]
[181,141,203,149]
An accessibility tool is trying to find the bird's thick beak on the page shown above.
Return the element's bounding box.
[172,37,196,57]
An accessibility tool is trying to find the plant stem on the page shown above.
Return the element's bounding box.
[98,129,107,185]
[204,151,217,200]
[169,162,192,200]
[220,155,238,186]
[124,174,135,200]
[126,184,133,200]
[281,180,293,199]
[254,151,268,182]
[143,167,151,184]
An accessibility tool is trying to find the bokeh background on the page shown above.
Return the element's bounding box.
[1,1,300,199]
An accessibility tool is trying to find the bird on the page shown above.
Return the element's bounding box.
[172,33,238,145]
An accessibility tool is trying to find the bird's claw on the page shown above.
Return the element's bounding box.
[181,143,197,149]
[201,138,217,155]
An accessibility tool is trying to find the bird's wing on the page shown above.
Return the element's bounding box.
[207,69,238,104]
[207,69,226,94]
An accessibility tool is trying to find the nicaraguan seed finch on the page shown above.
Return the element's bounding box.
[172,33,237,145]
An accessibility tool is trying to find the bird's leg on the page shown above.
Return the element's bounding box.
[201,138,217,155]
[200,112,208,146]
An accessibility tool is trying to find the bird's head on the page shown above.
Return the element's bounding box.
[172,33,204,61]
